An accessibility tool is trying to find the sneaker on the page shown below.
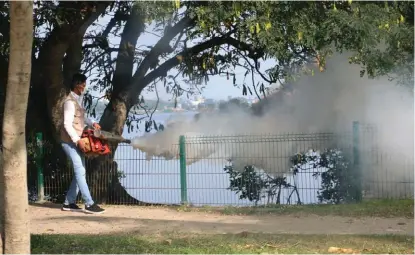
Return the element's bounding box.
[62,203,83,212]
[84,203,105,214]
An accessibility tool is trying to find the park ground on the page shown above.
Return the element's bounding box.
[31,199,414,254]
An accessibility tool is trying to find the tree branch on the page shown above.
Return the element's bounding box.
[251,70,261,101]
[225,36,266,60]
[237,50,275,84]
[132,15,196,81]
[62,3,109,88]
[83,11,125,50]
[125,32,271,107]
[102,12,121,38]
[112,4,145,95]
[129,35,236,102]
[82,49,115,75]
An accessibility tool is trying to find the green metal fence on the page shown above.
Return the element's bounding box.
[31,122,414,206]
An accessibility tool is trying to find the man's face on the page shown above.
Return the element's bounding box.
[74,82,87,95]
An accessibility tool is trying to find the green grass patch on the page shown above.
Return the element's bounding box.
[32,233,414,254]
[175,199,414,218]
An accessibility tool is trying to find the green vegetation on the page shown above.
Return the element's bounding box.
[175,199,414,218]
[31,233,414,254]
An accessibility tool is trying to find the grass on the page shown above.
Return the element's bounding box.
[175,199,414,218]
[31,233,414,254]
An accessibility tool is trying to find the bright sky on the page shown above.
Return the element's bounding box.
[85,8,278,102]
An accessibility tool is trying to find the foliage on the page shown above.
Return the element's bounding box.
[0,1,412,129]
[224,164,293,205]
[290,149,360,204]
[77,0,414,133]
[225,147,358,205]
[0,1,412,126]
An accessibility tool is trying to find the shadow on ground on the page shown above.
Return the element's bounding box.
[29,202,62,209]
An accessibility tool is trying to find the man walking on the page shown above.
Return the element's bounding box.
[61,73,105,214]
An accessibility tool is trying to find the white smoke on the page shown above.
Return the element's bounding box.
[131,52,414,196]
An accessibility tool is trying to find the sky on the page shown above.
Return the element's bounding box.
[84,6,278,102]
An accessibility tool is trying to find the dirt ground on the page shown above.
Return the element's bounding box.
[30,204,414,236]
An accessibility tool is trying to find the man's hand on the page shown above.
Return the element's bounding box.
[93,123,101,130]
[77,139,88,153]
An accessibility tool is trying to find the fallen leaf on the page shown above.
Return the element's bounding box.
[328,246,359,254]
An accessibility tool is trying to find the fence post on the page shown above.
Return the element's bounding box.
[179,135,188,205]
[35,132,45,202]
[352,121,363,202]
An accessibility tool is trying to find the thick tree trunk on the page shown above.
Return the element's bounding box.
[84,96,167,205]
[37,2,110,141]
[0,48,6,255]
[0,150,3,254]
[87,99,155,205]
[1,1,33,254]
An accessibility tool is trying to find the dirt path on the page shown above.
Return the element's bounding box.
[30,204,414,236]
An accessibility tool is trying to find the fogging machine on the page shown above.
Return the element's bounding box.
[79,128,131,157]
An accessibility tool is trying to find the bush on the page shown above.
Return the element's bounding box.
[225,148,361,205]
[290,149,361,204]
[224,164,294,205]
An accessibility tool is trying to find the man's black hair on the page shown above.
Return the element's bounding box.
[71,73,87,90]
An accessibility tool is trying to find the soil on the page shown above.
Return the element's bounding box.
[30,204,414,236]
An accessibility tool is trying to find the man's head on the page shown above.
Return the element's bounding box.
[71,73,87,95]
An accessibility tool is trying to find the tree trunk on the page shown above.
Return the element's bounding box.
[37,2,109,141]
[1,1,33,254]
[0,150,3,254]
[87,100,143,204]
[85,98,166,205]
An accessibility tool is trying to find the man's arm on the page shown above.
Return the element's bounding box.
[63,100,81,144]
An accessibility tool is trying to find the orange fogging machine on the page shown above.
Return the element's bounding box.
[79,128,131,157]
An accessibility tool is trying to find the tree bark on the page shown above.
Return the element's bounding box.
[87,33,240,204]
[37,2,110,141]
[88,100,150,204]
[0,149,3,255]
[84,4,149,204]
[88,97,167,205]
[1,1,33,254]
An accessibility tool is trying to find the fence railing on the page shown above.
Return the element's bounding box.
[31,121,414,206]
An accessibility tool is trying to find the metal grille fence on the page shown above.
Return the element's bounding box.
[34,122,414,206]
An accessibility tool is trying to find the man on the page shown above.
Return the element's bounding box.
[60,73,105,214]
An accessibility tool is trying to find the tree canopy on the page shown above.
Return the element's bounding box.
[0,1,412,132]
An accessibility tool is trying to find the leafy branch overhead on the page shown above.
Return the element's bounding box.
[0,1,412,134]
[74,0,413,133]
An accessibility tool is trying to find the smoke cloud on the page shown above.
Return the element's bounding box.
[132,52,414,197]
